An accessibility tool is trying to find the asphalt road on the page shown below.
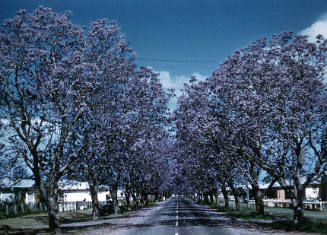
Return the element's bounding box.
[74,197,239,235]
[123,197,233,235]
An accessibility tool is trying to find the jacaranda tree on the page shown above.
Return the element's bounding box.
[0,6,173,232]
[207,32,327,223]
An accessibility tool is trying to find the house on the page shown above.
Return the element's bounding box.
[258,178,323,201]
[0,178,38,204]
[56,180,111,211]
[59,180,110,203]
[226,176,327,203]
[319,175,327,201]
[216,177,327,211]
[0,178,112,211]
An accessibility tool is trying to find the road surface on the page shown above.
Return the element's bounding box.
[68,197,284,235]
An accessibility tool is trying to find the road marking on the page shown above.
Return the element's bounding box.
[175,233,178,235]
[176,198,179,227]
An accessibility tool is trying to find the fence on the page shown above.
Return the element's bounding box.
[0,200,94,217]
[58,201,92,212]
[263,199,327,211]
[0,202,47,217]
[216,197,327,212]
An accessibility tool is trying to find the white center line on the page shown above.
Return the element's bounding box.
[176,198,179,227]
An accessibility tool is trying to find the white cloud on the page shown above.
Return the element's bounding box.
[155,70,207,110]
[300,14,327,42]
[158,71,207,97]
[300,14,327,83]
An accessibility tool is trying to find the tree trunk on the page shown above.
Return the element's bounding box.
[293,189,305,224]
[252,185,265,215]
[197,194,202,204]
[47,181,60,233]
[221,186,229,209]
[124,184,131,210]
[203,193,210,205]
[110,186,119,213]
[33,161,48,206]
[141,192,148,206]
[228,181,240,210]
[131,192,138,208]
[234,193,240,210]
[88,177,99,220]
[125,192,131,210]
[209,193,214,204]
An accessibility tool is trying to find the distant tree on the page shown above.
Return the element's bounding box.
[120,67,172,206]
[174,77,243,208]
[66,18,136,220]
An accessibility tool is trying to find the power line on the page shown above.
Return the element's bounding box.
[136,57,218,64]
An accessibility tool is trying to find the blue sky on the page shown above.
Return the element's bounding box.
[1,0,327,98]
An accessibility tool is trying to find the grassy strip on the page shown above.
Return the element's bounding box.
[262,219,327,234]
[209,203,327,234]
[0,198,162,234]
[210,203,275,220]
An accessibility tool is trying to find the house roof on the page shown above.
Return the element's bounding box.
[12,179,36,188]
[259,182,280,189]
[59,180,110,191]
[59,180,90,190]
[0,178,109,191]
[248,177,322,190]
[0,178,36,189]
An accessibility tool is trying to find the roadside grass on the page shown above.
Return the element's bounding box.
[262,218,327,234]
[0,198,162,233]
[34,199,160,224]
[210,203,275,220]
[33,208,95,224]
[0,195,159,221]
[210,202,327,234]
[0,209,94,231]
[129,196,159,211]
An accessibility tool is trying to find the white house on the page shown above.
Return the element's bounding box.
[258,179,322,201]
[0,178,113,212]
[59,180,110,203]
[305,186,319,200]
[0,178,37,204]
[58,180,111,211]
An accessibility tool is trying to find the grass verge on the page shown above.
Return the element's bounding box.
[209,202,327,234]
[0,199,162,234]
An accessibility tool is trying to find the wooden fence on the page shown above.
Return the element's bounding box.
[1,200,94,217]
[0,202,47,217]
[58,201,92,212]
